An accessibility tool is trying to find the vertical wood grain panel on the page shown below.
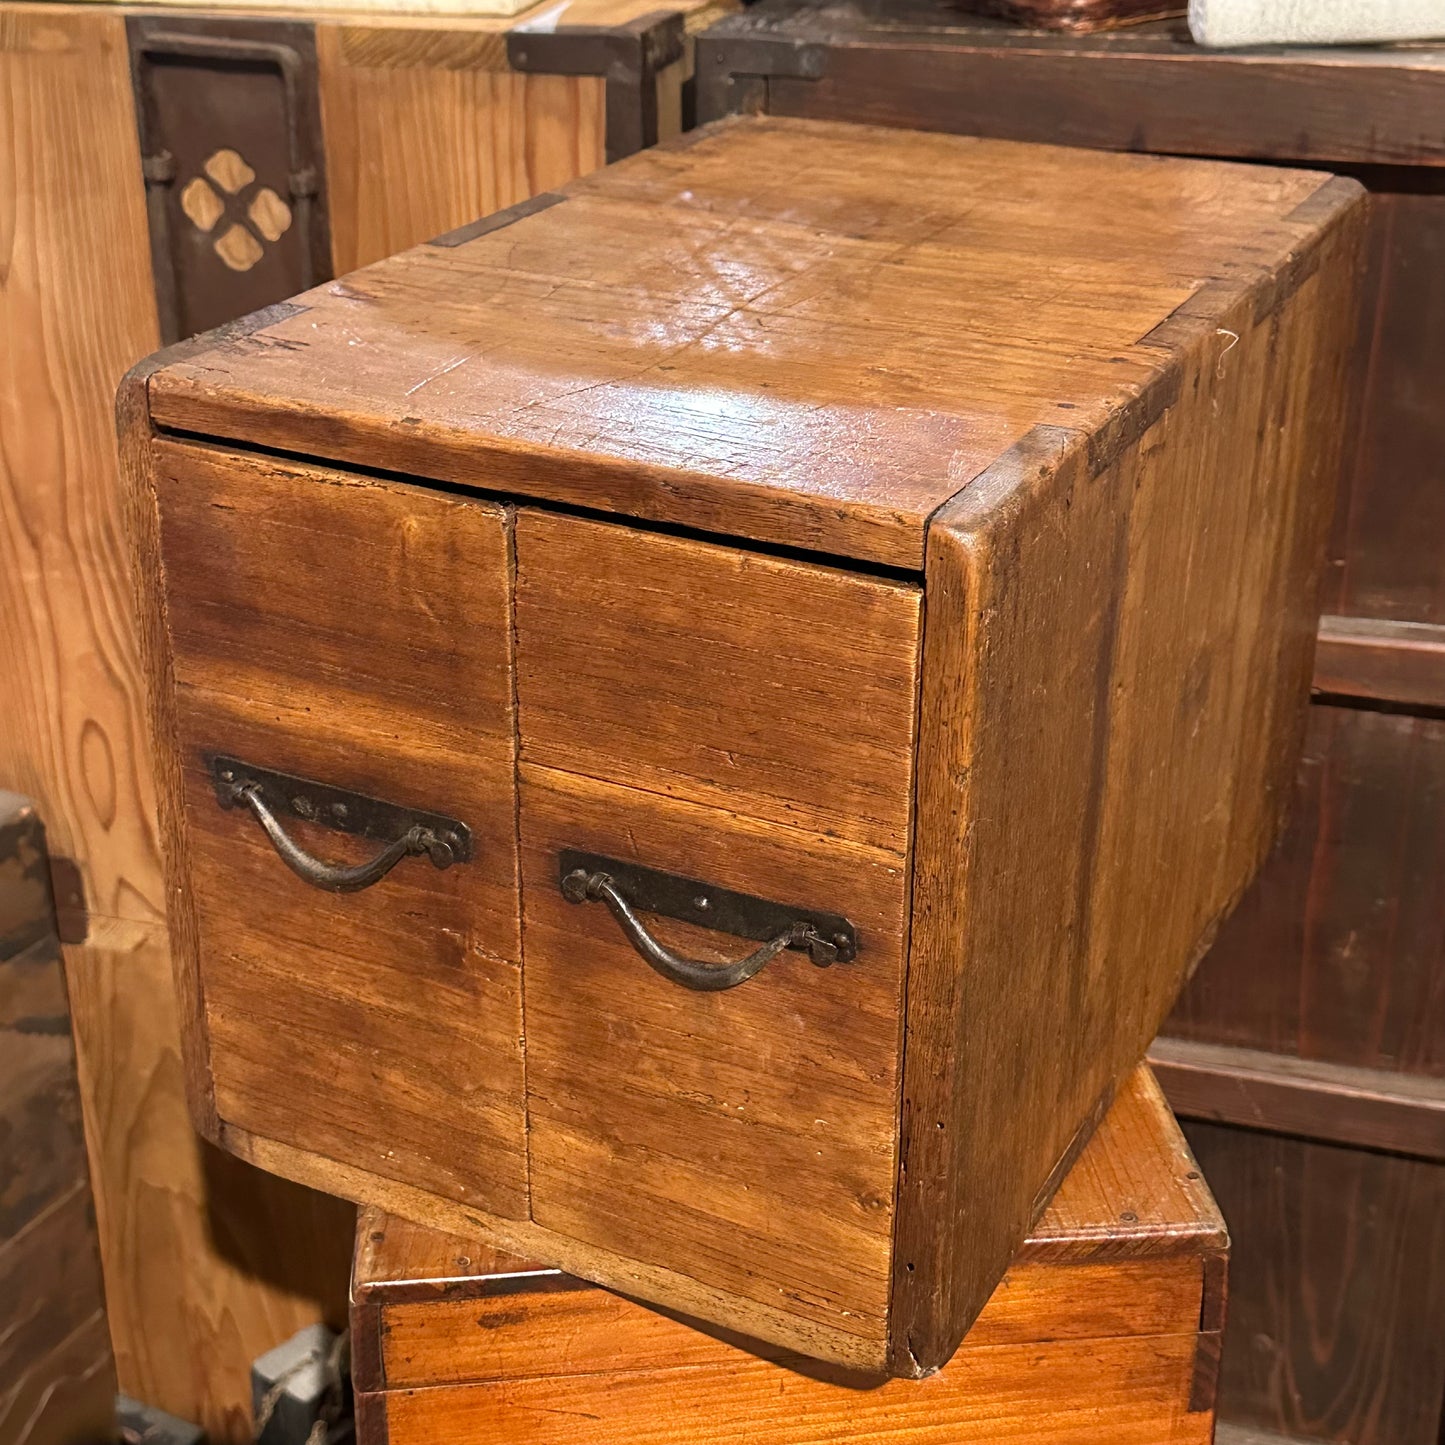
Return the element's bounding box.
[317,22,605,274]
[0,8,352,1439]
[1168,705,1445,1076]
[897,191,1363,1373]
[1186,1121,1445,1445]
[0,4,161,924]
[0,795,116,1445]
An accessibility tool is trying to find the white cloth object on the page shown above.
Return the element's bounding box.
[1189,0,1445,45]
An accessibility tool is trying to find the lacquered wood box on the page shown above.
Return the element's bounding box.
[350,1068,1227,1444]
[123,116,1362,1378]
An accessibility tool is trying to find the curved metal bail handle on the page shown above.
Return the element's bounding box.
[562,868,821,992]
[235,783,456,894]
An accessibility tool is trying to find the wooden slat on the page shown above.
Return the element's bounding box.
[704,10,1445,167]
[1313,615,1445,710]
[1151,1037,1445,1162]
[317,23,605,274]
[1187,1121,1445,1445]
[0,793,116,1445]
[1167,703,1445,1075]
[379,1332,1215,1445]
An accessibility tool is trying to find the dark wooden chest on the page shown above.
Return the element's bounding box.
[123,115,1361,1377]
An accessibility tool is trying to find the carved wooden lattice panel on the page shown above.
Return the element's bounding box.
[127,16,331,342]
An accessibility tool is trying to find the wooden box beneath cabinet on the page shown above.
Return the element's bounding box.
[122,116,1362,1377]
[350,1068,1228,1445]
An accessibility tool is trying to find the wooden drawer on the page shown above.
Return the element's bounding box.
[514,515,921,1341]
[151,440,526,1215]
[124,117,1362,1376]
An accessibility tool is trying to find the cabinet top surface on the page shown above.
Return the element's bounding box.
[143,116,1340,568]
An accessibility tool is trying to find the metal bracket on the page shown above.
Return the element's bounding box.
[209,756,472,863]
[558,849,857,965]
[693,28,829,126]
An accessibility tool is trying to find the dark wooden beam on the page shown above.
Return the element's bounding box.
[1149,1036,1445,1161]
[1313,614,1445,711]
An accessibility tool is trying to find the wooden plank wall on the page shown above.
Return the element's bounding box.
[0,9,354,1440]
[0,793,117,1445]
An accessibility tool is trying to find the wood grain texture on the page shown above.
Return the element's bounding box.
[3,12,352,1440]
[150,439,526,1215]
[141,117,1334,569]
[519,762,912,1345]
[1186,1122,1445,1445]
[1167,704,1445,1077]
[317,24,605,275]
[317,0,740,273]
[380,1333,1214,1445]
[515,510,922,851]
[353,1067,1222,1444]
[1327,178,1445,626]
[0,794,116,1445]
[700,9,1445,637]
[352,1065,1222,1291]
[227,1117,897,1371]
[895,180,1365,1374]
[127,116,1360,1378]
[0,1188,117,1445]
[0,4,162,932]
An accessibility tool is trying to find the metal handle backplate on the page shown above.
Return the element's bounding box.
[558,849,857,992]
[210,755,471,894]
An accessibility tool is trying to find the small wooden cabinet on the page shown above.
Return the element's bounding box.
[350,1067,1228,1445]
[124,117,1361,1377]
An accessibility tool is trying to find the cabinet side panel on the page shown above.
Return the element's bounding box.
[895,184,1366,1373]
[316,22,605,275]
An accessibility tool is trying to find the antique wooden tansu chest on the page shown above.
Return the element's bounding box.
[122,116,1363,1379]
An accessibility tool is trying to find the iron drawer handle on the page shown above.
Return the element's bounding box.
[210,755,472,895]
[559,855,857,992]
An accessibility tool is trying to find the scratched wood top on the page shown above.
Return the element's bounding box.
[352,1066,1225,1303]
[144,116,1334,569]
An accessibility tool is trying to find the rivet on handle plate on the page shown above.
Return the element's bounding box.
[209,754,472,894]
[558,849,858,992]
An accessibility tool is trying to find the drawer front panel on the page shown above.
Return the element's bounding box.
[515,512,924,853]
[519,764,910,1343]
[154,442,526,1215]
[514,511,922,1335]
